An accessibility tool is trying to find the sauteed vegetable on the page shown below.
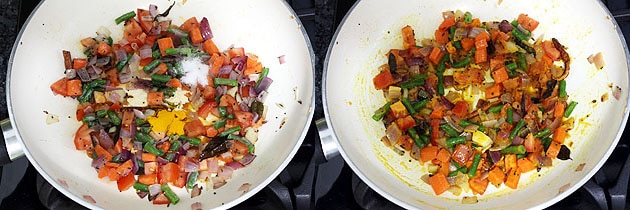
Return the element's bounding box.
[372,11,576,197]
[50,4,271,206]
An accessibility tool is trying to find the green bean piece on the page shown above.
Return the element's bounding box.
[440,124,460,137]
[255,67,270,89]
[564,101,578,118]
[169,139,182,152]
[449,26,456,40]
[467,153,482,177]
[220,126,241,137]
[446,136,466,148]
[144,143,164,156]
[167,28,189,37]
[161,184,180,204]
[115,11,136,25]
[509,120,525,140]
[187,137,201,146]
[164,47,193,56]
[143,59,161,73]
[186,171,199,189]
[453,40,462,50]
[164,153,176,162]
[464,12,473,24]
[151,74,172,85]
[507,107,514,124]
[460,120,485,131]
[213,119,227,129]
[488,104,503,113]
[96,109,108,118]
[218,106,228,117]
[400,79,425,89]
[227,133,255,153]
[107,111,121,126]
[437,72,445,96]
[451,57,472,68]
[408,128,425,148]
[517,53,527,71]
[214,78,239,87]
[413,99,430,111]
[135,132,154,143]
[502,145,526,155]
[506,62,518,71]
[372,102,392,121]
[133,182,149,192]
[559,80,567,98]
[401,97,416,115]
[542,137,553,151]
[535,128,552,138]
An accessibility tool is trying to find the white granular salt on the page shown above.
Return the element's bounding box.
[179,57,210,87]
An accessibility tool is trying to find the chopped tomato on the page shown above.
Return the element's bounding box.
[184,119,206,138]
[153,193,171,205]
[233,111,254,129]
[197,101,218,119]
[73,124,93,150]
[117,173,136,192]
[50,78,69,96]
[158,162,180,184]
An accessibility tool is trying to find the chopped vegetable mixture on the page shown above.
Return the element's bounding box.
[50,4,271,206]
[372,11,577,197]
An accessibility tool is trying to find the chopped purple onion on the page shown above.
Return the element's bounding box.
[225,161,244,170]
[137,191,148,199]
[149,25,162,36]
[512,136,525,145]
[65,69,76,79]
[255,77,273,94]
[406,57,424,66]
[88,56,98,66]
[98,129,115,149]
[440,95,455,110]
[489,150,502,164]
[115,49,127,61]
[156,156,169,165]
[149,4,158,17]
[184,160,200,172]
[218,65,233,76]
[148,184,162,196]
[119,149,133,162]
[256,90,269,102]
[130,155,139,174]
[232,56,247,71]
[139,47,153,59]
[238,153,256,166]
[91,155,107,169]
[77,68,91,82]
[499,20,513,33]
[252,112,259,123]
[199,17,213,41]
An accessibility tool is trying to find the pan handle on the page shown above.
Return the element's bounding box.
[0,119,24,166]
[315,118,340,161]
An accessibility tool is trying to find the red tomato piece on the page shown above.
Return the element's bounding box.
[73,124,93,151]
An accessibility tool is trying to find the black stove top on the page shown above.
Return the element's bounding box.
[1,0,630,209]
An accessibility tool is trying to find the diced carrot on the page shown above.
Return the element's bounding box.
[50,78,69,96]
[429,47,444,65]
[107,166,120,181]
[492,66,509,84]
[123,19,143,41]
[97,42,112,56]
[227,47,245,59]
[190,27,204,44]
[73,58,88,69]
[434,29,450,45]
[554,101,565,119]
[503,77,520,91]
[517,157,537,173]
[209,54,225,76]
[451,101,469,118]
[469,176,489,195]
[116,160,133,177]
[114,138,123,153]
[475,31,490,42]
[206,126,219,137]
[485,83,502,99]
[179,17,199,33]
[144,35,158,45]
[517,14,539,32]
[475,47,488,64]
[474,37,487,49]
[436,148,451,163]
[553,127,567,144]
[373,70,395,90]
[66,79,83,96]
[166,78,182,88]
[401,25,416,49]
[97,166,110,179]
[147,92,164,106]
[157,141,170,153]
[157,37,174,56]
[504,154,517,173]
[142,153,157,162]
[438,161,450,176]
[438,17,456,30]
[487,166,506,186]
[395,115,416,132]
[154,62,168,75]
[420,146,439,162]
[461,37,475,52]
[428,173,450,195]
[202,39,220,55]
[542,54,554,66]
[504,169,521,189]
[542,40,560,61]
[470,18,482,28]
[105,68,120,87]
[95,144,113,161]
[117,173,136,192]
[396,135,414,151]
[389,101,409,118]
[244,57,263,76]
[139,57,154,66]
[138,173,157,185]
[430,106,445,119]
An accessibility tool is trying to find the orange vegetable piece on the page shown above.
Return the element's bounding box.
[430,106,445,119]
[553,126,567,144]
[475,47,488,63]
[389,101,409,119]
[517,157,537,173]
[116,160,134,177]
[96,42,112,56]
[438,161,450,176]
[451,101,470,118]
[428,173,450,195]
[485,83,503,99]
[542,40,560,61]
[401,25,416,49]
[469,176,489,195]
[505,169,521,189]
[420,146,439,162]
[138,173,157,185]
[66,80,83,96]
[147,92,164,106]
[189,27,204,44]
[492,66,509,84]
[429,47,444,65]
[438,17,456,30]
[460,37,475,52]
[244,56,263,76]
[117,173,136,192]
[142,153,157,162]
[73,124,93,151]
[547,141,562,159]
[502,77,520,91]
[487,166,506,186]
[97,166,110,179]
[396,135,414,151]
[166,78,182,88]
[105,68,120,87]
[154,62,168,75]
[373,70,395,90]
[517,13,539,32]
[474,31,490,42]
[50,78,69,96]
[395,115,416,132]
[73,58,88,69]
[157,37,174,56]
[206,126,219,137]
[434,29,449,45]
[436,148,451,163]
[179,17,199,33]
[504,154,518,173]
[203,39,220,55]
[209,54,225,76]
[94,144,113,161]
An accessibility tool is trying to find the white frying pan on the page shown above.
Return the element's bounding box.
[323,0,629,209]
[4,0,314,209]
